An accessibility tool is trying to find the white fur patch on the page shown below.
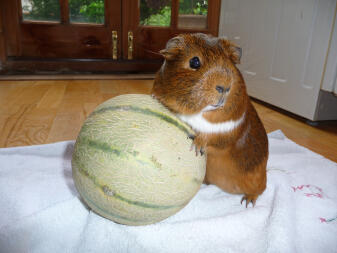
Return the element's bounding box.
[178,111,246,134]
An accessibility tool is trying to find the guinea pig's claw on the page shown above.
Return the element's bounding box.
[195,147,203,156]
[190,143,205,156]
[241,195,257,208]
[200,148,205,156]
[188,134,205,156]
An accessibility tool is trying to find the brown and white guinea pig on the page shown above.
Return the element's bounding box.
[152,33,268,207]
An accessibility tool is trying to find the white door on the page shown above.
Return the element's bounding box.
[219,0,336,120]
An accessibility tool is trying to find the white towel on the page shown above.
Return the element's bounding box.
[0,130,336,253]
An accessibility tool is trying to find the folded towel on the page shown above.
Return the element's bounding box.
[0,130,336,253]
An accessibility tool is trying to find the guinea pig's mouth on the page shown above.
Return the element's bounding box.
[213,96,226,108]
[202,96,226,112]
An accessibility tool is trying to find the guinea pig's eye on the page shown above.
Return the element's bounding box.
[189,57,201,69]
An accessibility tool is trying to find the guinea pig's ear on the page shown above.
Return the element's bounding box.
[218,39,242,64]
[230,45,242,64]
[160,36,185,60]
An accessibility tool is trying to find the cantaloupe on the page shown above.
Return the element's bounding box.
[72,94,206,226]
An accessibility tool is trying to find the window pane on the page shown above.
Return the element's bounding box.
[140,0,171,27]
[69,0,104,24]
[21,0,60,21]
[178,0,208,29]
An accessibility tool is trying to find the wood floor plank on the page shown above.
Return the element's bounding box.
[36,83,67,109]
[0,104,50,147]
[46,112,85,143]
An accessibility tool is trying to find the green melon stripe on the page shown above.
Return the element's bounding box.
[77,182,149,224]
[101,184,184,210]
[91,105,191,136]
[79,136,162,170]
[84,138,122,156]
[73,154,185,210]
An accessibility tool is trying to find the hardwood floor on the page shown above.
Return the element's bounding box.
[0,79,336,163]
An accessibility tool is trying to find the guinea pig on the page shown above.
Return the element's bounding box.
[152,33,268,207]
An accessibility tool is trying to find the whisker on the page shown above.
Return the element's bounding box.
[134,43,164,57]
[144,49,163,57]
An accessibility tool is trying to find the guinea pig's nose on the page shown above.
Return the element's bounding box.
[216,85,224,94]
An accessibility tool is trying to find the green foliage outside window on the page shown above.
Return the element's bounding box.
[22,0,104,23]
[140,0,208,27]
[179,0,208,15]
[71,0,104,24]
[140,5,171,27]
[22,0,207,25]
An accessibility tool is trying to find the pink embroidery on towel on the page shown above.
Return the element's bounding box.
[320,218,327,223]
[304,193,323,198]
[319,216,337,224]
[292,185,324,199]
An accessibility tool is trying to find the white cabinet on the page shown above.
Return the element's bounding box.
[219,0,337,121]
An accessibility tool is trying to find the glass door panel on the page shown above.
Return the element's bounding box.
[140,0,171,27]
[69,0,105,24]
[21,0,61,21]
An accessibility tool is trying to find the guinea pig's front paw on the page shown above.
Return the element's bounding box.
[188,134,206,156]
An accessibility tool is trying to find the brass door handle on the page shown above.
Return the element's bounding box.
[112,31,118,60]
[128,31,133,60]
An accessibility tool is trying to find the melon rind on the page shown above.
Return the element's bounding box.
[72,94,206,225]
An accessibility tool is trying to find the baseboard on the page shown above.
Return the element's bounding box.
[0,73,155,81]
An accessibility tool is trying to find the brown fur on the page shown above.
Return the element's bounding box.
[152,33,268,207]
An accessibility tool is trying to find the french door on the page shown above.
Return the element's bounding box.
[0,0,221,73]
